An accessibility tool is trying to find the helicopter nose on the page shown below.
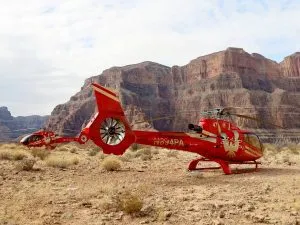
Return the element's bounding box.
[20,135,30,145]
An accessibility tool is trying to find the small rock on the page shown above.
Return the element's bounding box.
[219,211,225,218]
[116,212,124,220]
[212,219,224,225]
[165,211,172,218]
[61,212,73,219]
[237,202,245,208]
[264,184,272,193]
[291,211,298,216]
[57,201,67,204]
[252,215,266,223]
[81,201,92,208]
[244,204,255,212]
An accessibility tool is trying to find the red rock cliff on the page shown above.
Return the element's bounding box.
[45,48,300,136]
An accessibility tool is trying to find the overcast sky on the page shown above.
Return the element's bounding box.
[0,0,299,116]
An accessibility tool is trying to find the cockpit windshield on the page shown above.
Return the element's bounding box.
[20,134,43,145]
[244,133,262,150]
[20,135,32,144]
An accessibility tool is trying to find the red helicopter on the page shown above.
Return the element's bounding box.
[20,130,79,150]
[21,83,281,174]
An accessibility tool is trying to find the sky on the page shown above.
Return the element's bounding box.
[0,0,299,116]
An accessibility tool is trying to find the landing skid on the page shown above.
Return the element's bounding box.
[188,157,261,175]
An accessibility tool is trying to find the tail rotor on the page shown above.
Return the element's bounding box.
[79,83,135,155]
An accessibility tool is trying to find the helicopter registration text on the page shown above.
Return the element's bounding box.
[153,138,184,147]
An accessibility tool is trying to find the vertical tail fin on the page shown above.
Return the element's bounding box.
[80,83,135,155]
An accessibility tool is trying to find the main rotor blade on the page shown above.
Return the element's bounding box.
[135,111,202,124]
[230,113,284,128]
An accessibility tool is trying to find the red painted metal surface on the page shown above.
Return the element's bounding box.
[21,83,264,175]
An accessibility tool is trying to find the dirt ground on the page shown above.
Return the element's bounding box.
[0,143,299,225]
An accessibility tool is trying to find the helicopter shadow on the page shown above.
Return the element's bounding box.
[254,167,300,177]
[152,166,300,188]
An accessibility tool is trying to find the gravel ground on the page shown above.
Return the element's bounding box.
[0,143,299,225]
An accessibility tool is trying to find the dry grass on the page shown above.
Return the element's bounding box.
[166,150,179,158]
[56,145,70,151]
[262,142,300,165]
[0,143,18,149]
[136,148,151,156]
[0,149,28,161]
[45,155,79,168]
[101,156,121,171]
[88,147,99,156]
[30,148,51,160]
[16,158,36,171]
[69,146,78,153]
[114,191,143,215]
[140,154,152,161]
[0,149,11,160]
[151,148,159,155]
[99,152,107,159]
[120,151,135,162]
[130,143,141,152]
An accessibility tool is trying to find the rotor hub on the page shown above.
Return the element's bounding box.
[100,117,125,145]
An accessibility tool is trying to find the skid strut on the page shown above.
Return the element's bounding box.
[188,157,261,175]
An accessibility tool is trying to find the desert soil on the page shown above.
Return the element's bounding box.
[0,143,299,225]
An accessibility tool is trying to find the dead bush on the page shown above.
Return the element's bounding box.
[46,155,79,168]
[99,152,107,159]
[69,146,78,154]
[16,158,36,171]
[0,144,17,150]
[166,151,178,158]
[140,154,152,161]
[102,156,121,171]
[0,149,28,161]
[136,148,152,157]
[0,149,12,160]
[130,143,141,152]
[11,150,28,160]
[57,145,70,152]
[88,147,99,156]
[120,151,134,162]
[114,191,143,215]
[31,148,50,160]
[151,148,159,155]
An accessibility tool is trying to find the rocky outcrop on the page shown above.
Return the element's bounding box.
[45,48,300,136]
[0,107,49,141]
[280,52,300,77]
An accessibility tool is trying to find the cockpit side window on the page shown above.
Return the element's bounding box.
[30,135,43,142]
[244,133,262,150]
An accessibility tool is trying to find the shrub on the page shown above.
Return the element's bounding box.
[120,151,134,162]
[46,155,79,168]
[151,148,159,155]
[0,149,12,160]
[16,158,36,171]
[0,149,28,161]
[166,151,178,158]
[99,152,107,159]
[31,148,51,160]
[115,191,143,215]
[57,145,70,152]
[140,154,152,161]
[136,148,151,157]
[102,156,121,171]
[11,150,28,160]
[130,143,140,152]
[69,146,78,154]
[88,147,99,156]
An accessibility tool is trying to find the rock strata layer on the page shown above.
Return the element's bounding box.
[45,48,300,137]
